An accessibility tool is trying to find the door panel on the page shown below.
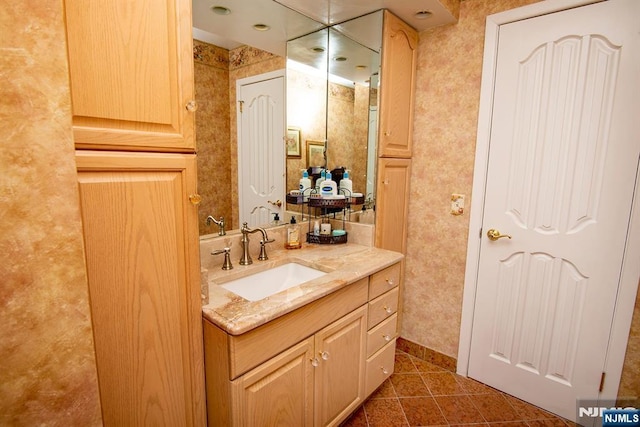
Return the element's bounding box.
[238,75,285,227]
[469,0,640,420]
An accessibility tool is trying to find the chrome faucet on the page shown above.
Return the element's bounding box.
[239,222,274,265]
[206,215,226,236]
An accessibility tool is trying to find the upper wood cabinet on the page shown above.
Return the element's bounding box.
[378,10,418,158]
[65,0,196,152]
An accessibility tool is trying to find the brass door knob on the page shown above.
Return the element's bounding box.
[268,200,282,208]
[487,229,511,241]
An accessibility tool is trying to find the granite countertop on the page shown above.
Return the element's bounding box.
[201,243,403,336]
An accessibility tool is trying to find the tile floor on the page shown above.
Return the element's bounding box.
[341,350,575,427]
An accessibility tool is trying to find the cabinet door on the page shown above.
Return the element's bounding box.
[314,306,367,427]
[379,11,418,158]
[76,151,205,426]
[65,0,195,152]
[375,158,412,254]
[233,338,314,427]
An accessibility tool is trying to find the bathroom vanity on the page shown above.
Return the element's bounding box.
[202,244,403,426]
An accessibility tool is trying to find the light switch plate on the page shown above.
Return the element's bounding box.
[451,194,465,215]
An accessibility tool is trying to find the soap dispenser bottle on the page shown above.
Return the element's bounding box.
[299,170,311,200]
[320,171,337,197]
[339,170,352,195]
[285,216,302,249]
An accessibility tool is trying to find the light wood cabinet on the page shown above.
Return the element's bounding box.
[204,263,402,426]
[229,307,367,427]
[76,151,205,426]
[375,158,412,254]
[313,307,367,426]
[64,0,196,152]
[379,10,418,158]
[232,338,315,426]
[68,0,204,423]
[376,11,416,259]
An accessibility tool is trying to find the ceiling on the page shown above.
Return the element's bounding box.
[191,0,458,57]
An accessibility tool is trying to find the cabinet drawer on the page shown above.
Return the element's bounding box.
[365,340,396,397]
[369,263,401,300]
[368,287,399,329]
[367,313,397,358]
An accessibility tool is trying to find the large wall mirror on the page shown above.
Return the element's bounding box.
[191,1,382,235]
[286,12,382,219]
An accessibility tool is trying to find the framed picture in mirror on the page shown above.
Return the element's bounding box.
[286,127,301,158]
[307,140,325,167]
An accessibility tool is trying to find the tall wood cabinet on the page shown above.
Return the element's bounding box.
[375,11,417,255]
[65,0,205,424]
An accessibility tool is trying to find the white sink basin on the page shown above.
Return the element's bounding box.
[220,262,327,301]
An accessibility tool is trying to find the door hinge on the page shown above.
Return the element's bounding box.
[599,372,606,392]
[239,100,244,113]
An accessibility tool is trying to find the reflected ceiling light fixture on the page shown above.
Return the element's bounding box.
[211,5,231,15]
[415,10,433,19]
[333,56,348,62]
[355,65,367,70]
[310,46,326,53]
[253,23,271,31]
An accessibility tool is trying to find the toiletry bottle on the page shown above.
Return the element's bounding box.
[271,213,281,226]
[315,169,326,192]
[320,171,337,197]
[313,220,320,236]
[299,170,311,200]
[285,216,302,249]
[339,170,352,195]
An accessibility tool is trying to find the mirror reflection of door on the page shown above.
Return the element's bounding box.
[237,70,286,227]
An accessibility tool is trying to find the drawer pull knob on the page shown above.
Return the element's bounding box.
[383,306,393,314]
[320,351,330,361]
[386,278,395,286]
[311,357,319,367]
[381,367,389,375]
[383,334,392,342]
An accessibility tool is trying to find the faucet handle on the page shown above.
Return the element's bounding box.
[258,239,275,261]
[212,247,233,270]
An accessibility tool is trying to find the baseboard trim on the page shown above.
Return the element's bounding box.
[397,337,457,372]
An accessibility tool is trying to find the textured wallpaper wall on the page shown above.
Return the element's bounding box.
[1,0,101,423]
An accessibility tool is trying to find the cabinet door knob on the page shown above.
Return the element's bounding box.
[383,334,392,342]
[189,194,202,205]
[383,306,393,314]
[381,366,389,375]
[386,278,395,286]
[310,357,319,367]
[320,351,330,361]
[185,100,198,112]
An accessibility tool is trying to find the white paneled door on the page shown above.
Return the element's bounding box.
[238,71,285,227]
[468,0,640,421]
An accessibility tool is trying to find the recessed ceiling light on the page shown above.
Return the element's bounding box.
[333,56,347,62]
[355,65,367,70]
[253,23,271,31]
[415,10,432,19]
[211,5,231,15]
[311,46,326,53]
